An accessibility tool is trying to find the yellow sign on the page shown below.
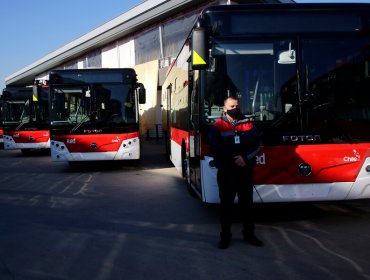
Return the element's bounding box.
[33,95,38,102]
[192,50,206,65]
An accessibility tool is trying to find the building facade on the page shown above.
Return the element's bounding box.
[5,0,294,136]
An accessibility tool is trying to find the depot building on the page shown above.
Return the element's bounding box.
[5,0,293,137]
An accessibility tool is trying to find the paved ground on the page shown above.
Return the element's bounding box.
[0,140,370,280]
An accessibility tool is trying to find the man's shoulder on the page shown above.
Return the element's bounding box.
[237,121,254,131]
[213,118,232,131]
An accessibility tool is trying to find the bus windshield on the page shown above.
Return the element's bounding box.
[204,39,296,122]
[50,83,137,126]
[203,35,370,143]
[301,36,370,143]
[3,89,49,129]
[3,101,28,124]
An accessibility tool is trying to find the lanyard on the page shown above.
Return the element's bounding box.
[234,128,240,144]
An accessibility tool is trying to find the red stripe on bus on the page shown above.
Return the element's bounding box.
[52,132,139,153]
[171,127,189,150]
[202,142,370,184]
[254,144,369,184]
[8,130,50,143]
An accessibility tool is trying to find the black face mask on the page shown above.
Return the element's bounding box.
[226,108,240,119]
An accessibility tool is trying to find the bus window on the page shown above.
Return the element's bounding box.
[302,36,370,143]
[204,39,297,123]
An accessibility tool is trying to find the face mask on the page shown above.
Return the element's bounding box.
[226,108,240,119]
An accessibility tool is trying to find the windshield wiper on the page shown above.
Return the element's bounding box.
[15,121,25,130]
[70,114,90,133]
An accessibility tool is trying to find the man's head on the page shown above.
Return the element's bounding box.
[223,96,240,120]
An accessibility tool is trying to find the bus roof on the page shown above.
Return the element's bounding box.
[49,68,138,85]
[201,3,370,13]
[200,3,370,35]
[1,87,32,100]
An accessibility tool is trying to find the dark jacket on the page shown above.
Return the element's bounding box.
[208,112,261,170]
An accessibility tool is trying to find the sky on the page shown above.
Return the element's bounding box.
[1,0,370,89]
[0,0,142,89]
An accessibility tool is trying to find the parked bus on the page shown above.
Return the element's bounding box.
[162,3,370,203]
[1,85,50,154]
[48,68,145,162]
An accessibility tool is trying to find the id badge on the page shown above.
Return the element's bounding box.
[234,135,240,144]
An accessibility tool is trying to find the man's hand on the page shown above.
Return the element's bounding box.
[234,155,247,167]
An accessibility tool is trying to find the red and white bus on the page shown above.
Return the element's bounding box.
[1,86,50,154]
[162,3,370,203]
[48,68,145,162]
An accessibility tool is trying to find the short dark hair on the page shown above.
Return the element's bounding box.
[224,96,239,105]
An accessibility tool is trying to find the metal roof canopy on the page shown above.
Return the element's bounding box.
[5,0,291,87]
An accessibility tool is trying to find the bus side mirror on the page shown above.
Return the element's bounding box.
[32,85,39,102]
[138,84,146,104]
[278,43,296,64]
[278,50,296,64]
[191,27,208,70]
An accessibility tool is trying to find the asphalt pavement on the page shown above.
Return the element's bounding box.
[0,139,370,280]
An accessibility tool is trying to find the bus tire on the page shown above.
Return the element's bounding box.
[21,149,31,155]
[187,184,197,198]
[181,141,197,198]
[181,142,187,179]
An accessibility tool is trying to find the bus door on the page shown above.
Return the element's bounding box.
[188,73,201,193]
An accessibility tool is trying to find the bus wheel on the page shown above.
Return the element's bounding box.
[130,159,140,166]
[181,143,187,179]
[21,149,31,155]
[187,183,197,198]
[181,142,197,198]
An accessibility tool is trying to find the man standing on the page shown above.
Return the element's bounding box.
[208,96,263,249]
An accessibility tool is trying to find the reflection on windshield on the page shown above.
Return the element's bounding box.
[302,36,370,143]
[3,101,28,124]
[50,84,137,126]
[204,39,297,122]
[3,95,48,127]
[204,36,370,143]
